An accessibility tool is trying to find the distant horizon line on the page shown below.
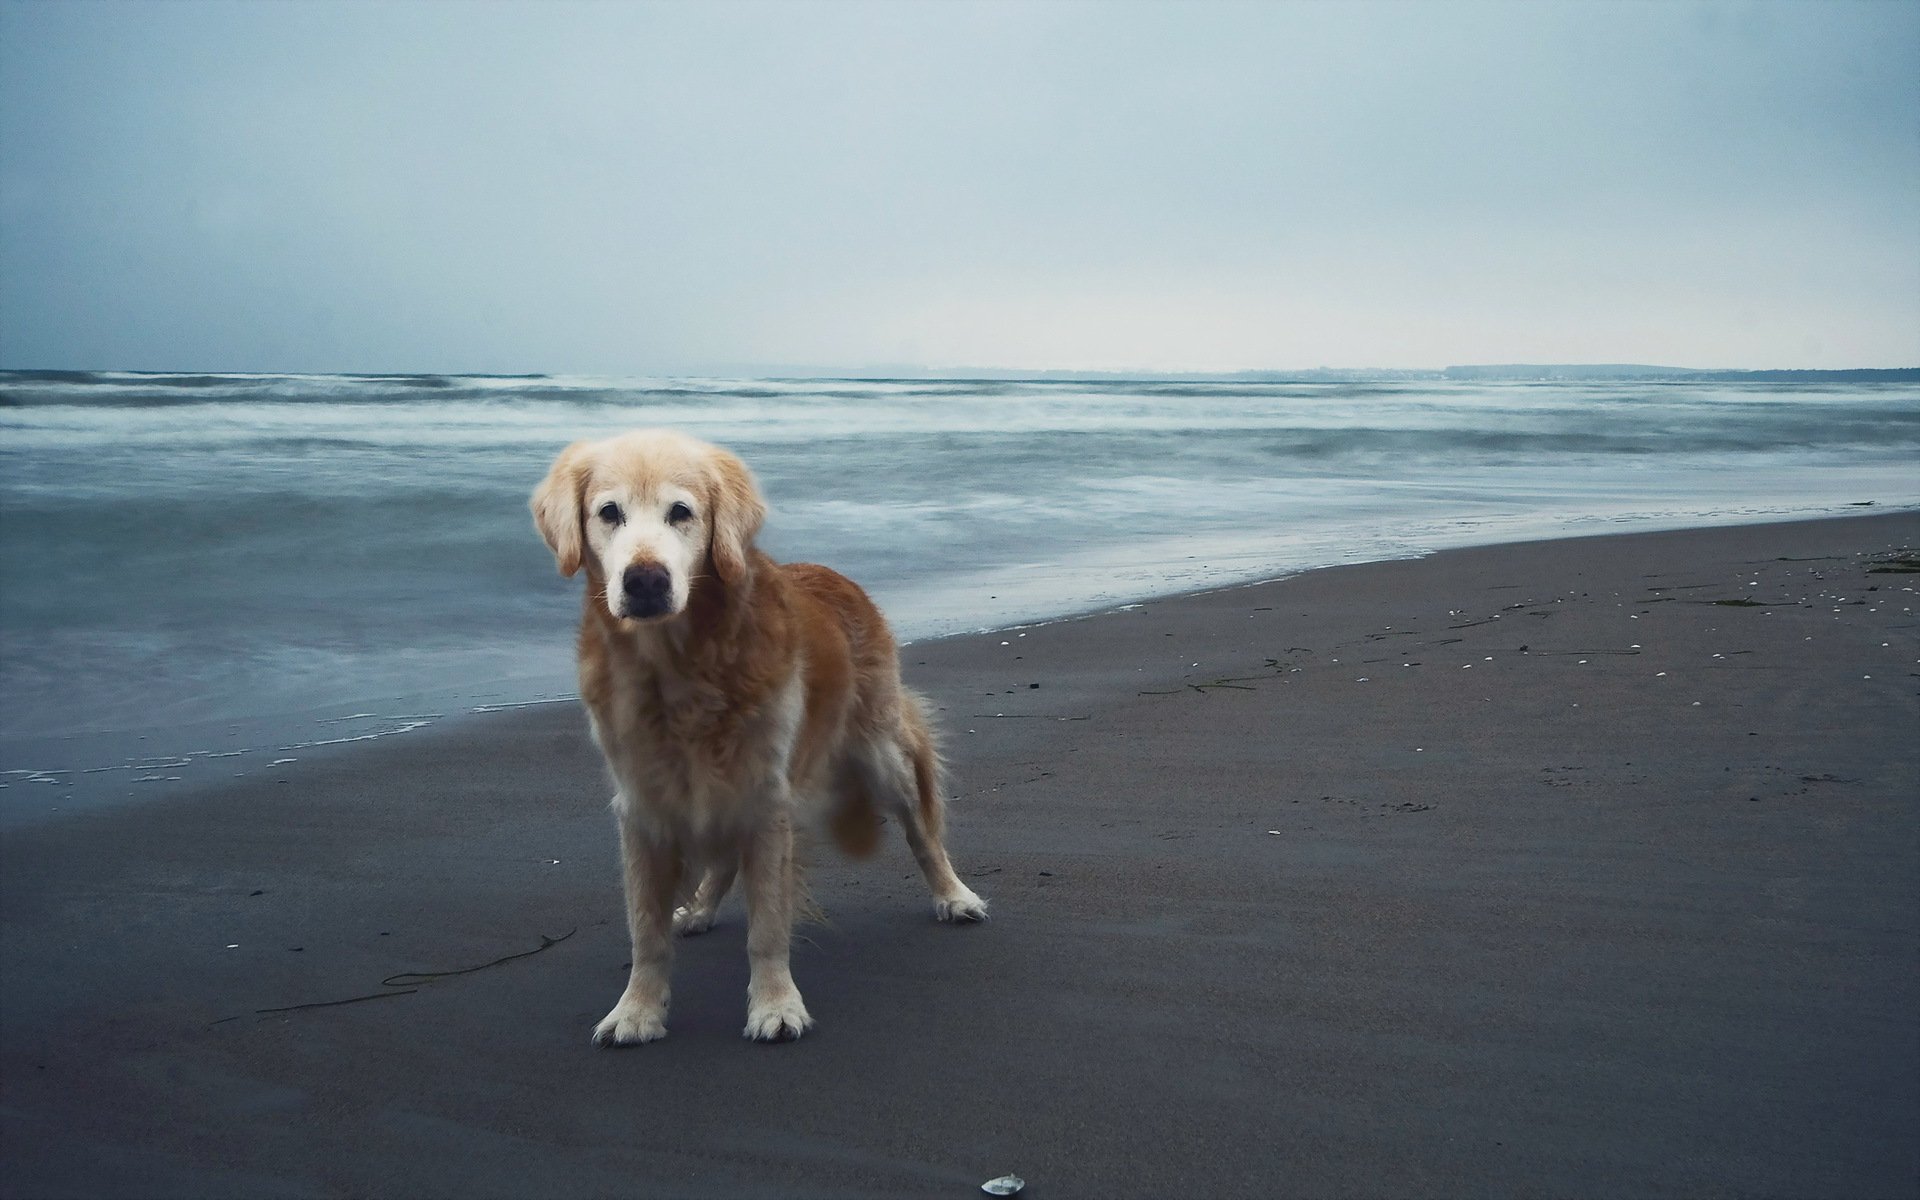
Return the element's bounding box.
[3,362,1918,382]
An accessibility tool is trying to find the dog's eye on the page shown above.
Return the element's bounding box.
[597,502,624,525]
[667,501,694,525]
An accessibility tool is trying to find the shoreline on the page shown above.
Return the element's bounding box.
[4,510,1915,1196]
[5,504,1914,831]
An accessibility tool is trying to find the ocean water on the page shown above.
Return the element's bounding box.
[2,371,1916,819]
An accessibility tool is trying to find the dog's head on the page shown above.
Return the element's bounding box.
[530,429,767,624]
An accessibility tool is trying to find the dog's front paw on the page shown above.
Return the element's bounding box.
[743,991,813,1043]
[591,998,667,1047]
[934,886,989,923]
[672,905,717,937]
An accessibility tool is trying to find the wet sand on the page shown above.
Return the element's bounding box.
[3,513,1916,1199]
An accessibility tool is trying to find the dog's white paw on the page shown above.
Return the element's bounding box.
[591,998,667,1047]
[934,887,989,923]
[743,992,813,1043]
[671,905,717,937]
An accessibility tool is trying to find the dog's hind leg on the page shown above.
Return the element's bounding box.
[862,696,988,923]
[673,858,737,937]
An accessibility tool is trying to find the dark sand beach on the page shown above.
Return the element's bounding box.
[3,513,1916,1199]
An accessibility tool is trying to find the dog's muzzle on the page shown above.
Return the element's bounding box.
[621,562,675,619]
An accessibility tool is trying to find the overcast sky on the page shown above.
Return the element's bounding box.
[2,0,1915,374]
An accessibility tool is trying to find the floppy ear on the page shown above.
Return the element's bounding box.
[530,440,592,577]
[707,447,767,588]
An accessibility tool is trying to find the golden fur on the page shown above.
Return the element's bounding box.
[531,429,986,1045]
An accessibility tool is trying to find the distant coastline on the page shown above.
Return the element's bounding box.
[3,364,1917,385]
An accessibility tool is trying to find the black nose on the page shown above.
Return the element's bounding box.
[621,563,673,618]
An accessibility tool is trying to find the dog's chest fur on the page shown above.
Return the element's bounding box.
[580,617,805,840]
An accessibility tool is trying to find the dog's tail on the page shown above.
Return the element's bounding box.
[825,687,946,860]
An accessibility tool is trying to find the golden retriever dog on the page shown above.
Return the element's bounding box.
[531,429,987,1045]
